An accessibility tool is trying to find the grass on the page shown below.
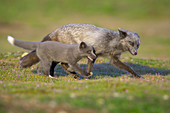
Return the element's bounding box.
[0,0,170,58]
[0,0,170,25]
[0,0,170,112]
[0,52,170,113]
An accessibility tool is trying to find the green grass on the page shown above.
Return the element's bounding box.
[1,0,170,58]
[0,0,170,25]
[0,0,170,112]
[0,52,170,113]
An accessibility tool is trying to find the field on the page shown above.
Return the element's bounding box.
[0,0,170,113]
[0,52,170,113]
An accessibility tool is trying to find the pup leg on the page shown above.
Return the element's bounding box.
[69,64,92,77]
[61,63,79,79]
[41,61,51,76]
[50,61,59,77]
[110,55,141,78]
[20,50,39,68]
[37,61,43,75]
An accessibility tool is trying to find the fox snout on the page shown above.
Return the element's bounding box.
[132,51,137,55]
[129,48,138,55]
[134,51,137,55]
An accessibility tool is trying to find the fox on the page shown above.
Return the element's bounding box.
[7,36,96,78]
[19,23,141,78]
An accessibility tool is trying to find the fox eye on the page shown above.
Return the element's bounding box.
[129,41,134,46]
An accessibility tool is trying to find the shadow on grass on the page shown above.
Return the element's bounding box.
[32,62,170,78]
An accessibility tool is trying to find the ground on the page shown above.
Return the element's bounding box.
[0,52,169,113]
[0,0,170,112]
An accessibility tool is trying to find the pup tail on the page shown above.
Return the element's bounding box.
[7,36,40,50]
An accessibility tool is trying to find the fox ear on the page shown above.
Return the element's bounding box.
[118,28,128,39]
[80,42,87,49]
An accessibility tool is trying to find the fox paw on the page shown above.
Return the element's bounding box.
[74,74,80,79]
[49,75,55,78]
[88,72,93,77]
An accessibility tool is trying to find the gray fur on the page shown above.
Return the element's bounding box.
[49,24,141,78]
[7,36,96,77]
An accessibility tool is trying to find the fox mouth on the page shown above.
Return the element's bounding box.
[87,56,94,61]
[128,48,137,55]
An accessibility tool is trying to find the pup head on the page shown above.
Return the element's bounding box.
[118,28,140,55]
[79,42,96,61]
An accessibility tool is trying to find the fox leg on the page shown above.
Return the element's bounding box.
[42,61,51,76]
[37,61,43,74]
[110,55,141,78]
[50,61,59,77]
[68,64,92,77]
[86,58,97,74]
[61,63,80,79]
[20,50,39,68]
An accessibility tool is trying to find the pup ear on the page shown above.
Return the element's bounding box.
[118,28,128,39]
[80,42,87,49]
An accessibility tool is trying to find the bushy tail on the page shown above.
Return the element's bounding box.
[7,36,40,50]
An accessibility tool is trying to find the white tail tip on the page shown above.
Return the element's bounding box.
[7,35,15,45]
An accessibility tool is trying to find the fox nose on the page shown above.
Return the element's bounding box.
[134,52,137,55]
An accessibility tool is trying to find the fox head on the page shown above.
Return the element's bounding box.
[118,28,140,55]
[79,42,96,61]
